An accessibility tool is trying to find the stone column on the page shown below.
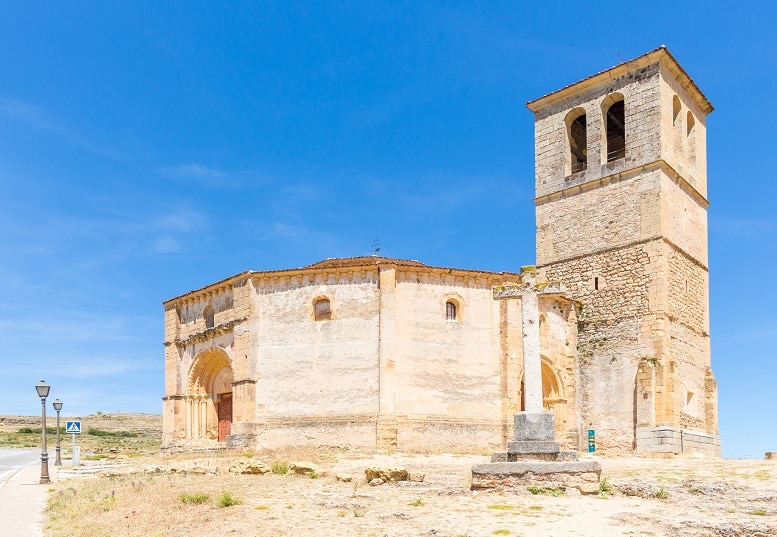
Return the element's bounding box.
[521,278,543,413]
[200,396,208,439]
[185,396,192,440]
[507,267,560,460]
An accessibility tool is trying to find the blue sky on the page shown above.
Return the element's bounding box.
[0,2,774,458]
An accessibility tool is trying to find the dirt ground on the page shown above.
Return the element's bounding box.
[45,450,777,537]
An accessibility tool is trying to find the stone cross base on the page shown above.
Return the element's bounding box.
[471,461,602,495]
[503,411,563,461]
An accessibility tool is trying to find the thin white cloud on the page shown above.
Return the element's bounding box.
[158,163,271,189]
[0,203,207,268]
[367,173,525,214]
[0,96,126,160]
[159,163,226,180]
[151,236,181,254]
[0,313,134,344]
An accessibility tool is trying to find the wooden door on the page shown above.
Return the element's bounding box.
[217,393,232,442]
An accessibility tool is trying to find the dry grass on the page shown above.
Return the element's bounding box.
[42,451,777,537]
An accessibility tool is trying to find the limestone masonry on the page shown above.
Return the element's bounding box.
[162,47,719,456]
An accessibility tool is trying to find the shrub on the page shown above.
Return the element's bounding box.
[271,462,289,475]
[599,477,613,495]
[87,428,138,437]
[654,486,668,499]
[179,492,209,505]
[17,427,65,435]
[218,491,240,507]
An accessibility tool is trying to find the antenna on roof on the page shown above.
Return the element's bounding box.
[370,237,382,256]
[617,51,624,63]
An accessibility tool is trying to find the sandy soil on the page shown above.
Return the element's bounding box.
[46,451,777,537]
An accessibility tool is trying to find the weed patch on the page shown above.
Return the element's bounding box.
[272,462,289,475]
[179,492,209,505]
[218,491,240,507]
[527,484,564,497]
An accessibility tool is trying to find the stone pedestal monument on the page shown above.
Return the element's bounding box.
[471,268,602,493]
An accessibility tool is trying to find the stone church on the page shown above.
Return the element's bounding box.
[162,47,720,456]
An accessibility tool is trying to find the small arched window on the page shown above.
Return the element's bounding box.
[567,109,588,174]
[672,95,683,155]
[686,112,696,168]
[603,96,625,162]
[446,300,458,321]
[314,298,331,321]
[204,305,215,329]
[672,95,681,126]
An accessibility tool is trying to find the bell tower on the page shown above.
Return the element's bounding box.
[528,47,719,455]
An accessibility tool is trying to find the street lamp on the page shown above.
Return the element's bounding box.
[35,380,51,484]
[53,399,63,466]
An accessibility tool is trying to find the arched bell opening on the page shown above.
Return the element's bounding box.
[185,347,234,443]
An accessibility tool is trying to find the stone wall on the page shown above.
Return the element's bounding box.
[252,273,381,420]
[533,62,662,201]
[163,260,536,453]
[530,49,718,454]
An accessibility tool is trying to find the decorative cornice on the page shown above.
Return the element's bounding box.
[534,159,709,210]
[171,318,246,347]
[527,46,712,115]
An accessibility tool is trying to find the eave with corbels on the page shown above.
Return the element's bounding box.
[166,318,247,348]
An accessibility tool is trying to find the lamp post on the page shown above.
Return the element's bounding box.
[35,380,51,484]
[53,399,63,466]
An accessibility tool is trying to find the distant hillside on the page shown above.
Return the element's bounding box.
[0,413,162,454]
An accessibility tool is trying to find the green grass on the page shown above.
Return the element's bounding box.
[527,484,564,496]
[17,426,65,435]
[409,498,425,507]
[271,462,289,475]
[179,492,210,505]
[86,428,138,437]
[218,491,240,507]
[748,508,767,516]
[487,504,514,510]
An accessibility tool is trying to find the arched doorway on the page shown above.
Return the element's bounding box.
[186,347,234,444]
[520,360,563,411]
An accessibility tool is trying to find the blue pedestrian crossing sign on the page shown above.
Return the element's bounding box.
[66,421,81,434]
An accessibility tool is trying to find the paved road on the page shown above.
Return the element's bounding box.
[0,448,48,536]
[0,448,40,485]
